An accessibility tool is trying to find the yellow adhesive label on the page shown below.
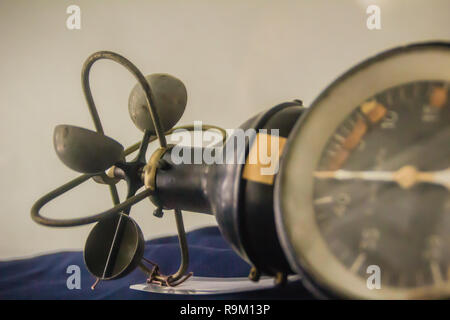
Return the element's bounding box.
[242,133,287,185]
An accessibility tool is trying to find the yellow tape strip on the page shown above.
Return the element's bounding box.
[242,133,287,185]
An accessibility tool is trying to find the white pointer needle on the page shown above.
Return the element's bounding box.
[314,166,450,190]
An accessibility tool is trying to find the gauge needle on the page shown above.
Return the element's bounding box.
[314,165,450,190]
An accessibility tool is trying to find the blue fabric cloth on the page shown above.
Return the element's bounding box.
[0,226,310,299]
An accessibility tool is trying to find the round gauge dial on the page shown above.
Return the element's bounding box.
[314,80,450,290]
[276,42,450,299]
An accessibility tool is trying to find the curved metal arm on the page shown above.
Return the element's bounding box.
[144,209,193,286]
[168,209,190,283]
[31,174,152,227]
[82,51,167,148]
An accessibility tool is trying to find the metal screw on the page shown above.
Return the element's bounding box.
[248,267,261,282]
[274,272,287,286]
[153,207,164,218]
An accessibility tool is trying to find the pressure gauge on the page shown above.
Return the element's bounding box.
[276,42,450,299]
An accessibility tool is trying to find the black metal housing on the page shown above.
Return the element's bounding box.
[155,101,305,275]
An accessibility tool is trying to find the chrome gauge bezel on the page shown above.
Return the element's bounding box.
[275,42,450,299]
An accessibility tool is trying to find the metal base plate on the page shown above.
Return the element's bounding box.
[130,275,300,295]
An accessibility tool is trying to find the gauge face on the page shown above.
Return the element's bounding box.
[314,81,450,290]
[276,42,450,299]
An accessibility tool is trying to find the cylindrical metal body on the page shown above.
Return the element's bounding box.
[155,102,305,275]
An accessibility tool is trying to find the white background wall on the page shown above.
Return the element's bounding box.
[0,0,449,259]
